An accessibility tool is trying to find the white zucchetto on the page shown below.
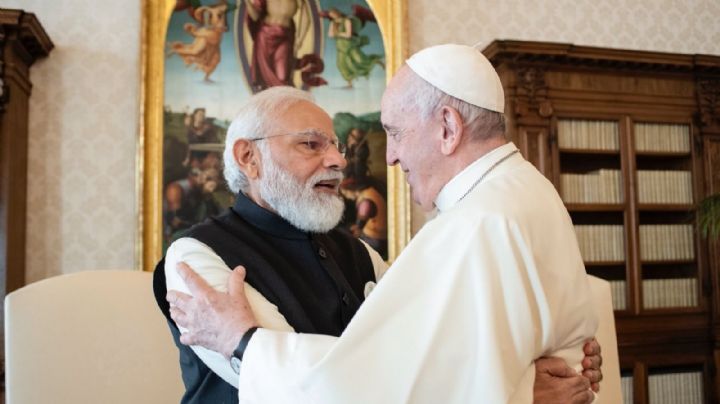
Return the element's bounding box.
[406,44,505,113]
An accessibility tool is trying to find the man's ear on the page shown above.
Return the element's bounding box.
[233,140,260,179]
[439,106,464,156]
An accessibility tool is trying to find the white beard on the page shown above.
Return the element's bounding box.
[258,150,345,233]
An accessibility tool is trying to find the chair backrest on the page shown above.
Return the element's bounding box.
[588,275,622,404]
[5,270,184,404]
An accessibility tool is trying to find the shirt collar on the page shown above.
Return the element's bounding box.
[434,142,518,212]
[231,192,309,240]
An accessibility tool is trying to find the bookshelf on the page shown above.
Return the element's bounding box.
[484,41,720,404]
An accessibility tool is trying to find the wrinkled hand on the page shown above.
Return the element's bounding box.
[167,262,259,359]
[534,357,592,404]
[582,338,603,392]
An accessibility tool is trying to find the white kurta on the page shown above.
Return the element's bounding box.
[165,237,389,388]
[236,142,598,403]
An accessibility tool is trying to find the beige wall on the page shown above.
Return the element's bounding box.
[3,0,141,282]
[8,0,720,281]
[409,0,720,54]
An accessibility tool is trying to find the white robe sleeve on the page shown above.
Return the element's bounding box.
[164,237,294,387]
[237,212,597,403]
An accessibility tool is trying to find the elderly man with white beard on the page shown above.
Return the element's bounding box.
[153,86,385,403]
[155,86,603,404]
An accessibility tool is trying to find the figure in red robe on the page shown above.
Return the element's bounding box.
[245,0,326,91]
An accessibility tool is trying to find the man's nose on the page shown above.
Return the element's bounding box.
[386,143,399,166]
[324,145,347,170]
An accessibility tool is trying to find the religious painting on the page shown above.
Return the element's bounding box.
[141,0,408,270]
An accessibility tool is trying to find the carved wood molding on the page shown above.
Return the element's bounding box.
[484,40,720,75]
[513,67,554,122]
[0,9,53,61]
[0,9,53,111]
[697,78,720,133]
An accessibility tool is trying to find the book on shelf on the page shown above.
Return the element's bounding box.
[609,280,627,311]
[637,170,693,204]
[558,119,619,150]
[639,224,695,261]
[642,278,698,309]
[621,375,633,404]
[635,123,691,153]
[647,371,703,404]
[574,225,625,262]
[561,169,623,204]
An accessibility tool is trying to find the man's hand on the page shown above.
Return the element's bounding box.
[167,262,259,359]
[534,357,592,404]
[582,338,603,392]
[533,339,603,404]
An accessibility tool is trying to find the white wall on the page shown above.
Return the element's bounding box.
[8,0,720,281]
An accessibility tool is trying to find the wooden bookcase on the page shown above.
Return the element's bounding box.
[484,40,720,404]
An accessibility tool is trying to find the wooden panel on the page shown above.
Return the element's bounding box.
[516,126,552,179]
[704,137,720,329]
[0,62,31,294]
[703,137,720,194]
[704,137,720,404]
[546,71,695,98]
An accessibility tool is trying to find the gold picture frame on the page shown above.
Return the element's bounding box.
[138,0,410,271]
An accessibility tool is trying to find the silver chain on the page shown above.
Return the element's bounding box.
[457,149,520,203]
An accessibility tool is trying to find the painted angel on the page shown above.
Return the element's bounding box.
[168,0,230,82]
[322,5,385,88]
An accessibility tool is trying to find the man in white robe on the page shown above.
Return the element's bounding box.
[168,44,599,403]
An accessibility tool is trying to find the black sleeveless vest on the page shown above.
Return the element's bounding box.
[153,193,376,404]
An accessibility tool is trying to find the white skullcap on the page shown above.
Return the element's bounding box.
[406,44,505,113]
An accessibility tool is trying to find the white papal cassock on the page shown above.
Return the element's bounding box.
[235,142,598,403]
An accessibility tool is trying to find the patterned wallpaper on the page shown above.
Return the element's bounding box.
[3,0,140,283]
[408,0,720,54]
[6,0,720,282]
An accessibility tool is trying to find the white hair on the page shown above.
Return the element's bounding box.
[223,86,315,193]
[400,68,506,141]
[256,140,345,232]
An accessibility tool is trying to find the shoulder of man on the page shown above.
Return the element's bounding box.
[152,209,234,318]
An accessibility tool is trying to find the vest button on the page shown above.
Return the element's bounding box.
[318,247,327,258]
[342,293,350,305]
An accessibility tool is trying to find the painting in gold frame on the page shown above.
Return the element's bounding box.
[139,0,410,271]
